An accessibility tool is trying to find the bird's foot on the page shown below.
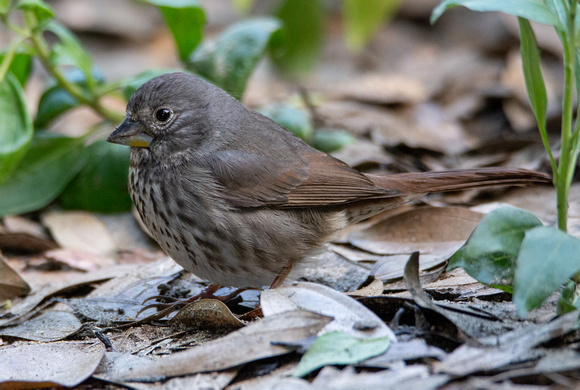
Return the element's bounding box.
[137,284,245,318]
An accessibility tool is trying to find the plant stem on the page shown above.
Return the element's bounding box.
[555,3,577,232]
[23,12,124,124]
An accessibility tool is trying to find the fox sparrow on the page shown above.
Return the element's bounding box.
[108,72,550,290]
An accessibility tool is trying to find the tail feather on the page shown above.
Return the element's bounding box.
[367,168,552,195]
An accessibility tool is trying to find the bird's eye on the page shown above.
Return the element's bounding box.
[155,108,172,122]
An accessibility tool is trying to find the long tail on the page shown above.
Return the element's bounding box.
[367,167,552,195]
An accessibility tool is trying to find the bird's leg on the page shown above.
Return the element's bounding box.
[138,283,247,317]
[270,265,293,289]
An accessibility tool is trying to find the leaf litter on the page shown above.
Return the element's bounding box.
[1,2,577,389]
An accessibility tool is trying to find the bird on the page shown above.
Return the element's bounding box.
[107,72,551,293]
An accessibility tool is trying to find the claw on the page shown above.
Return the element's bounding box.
[136,283,247,320]
[141,295,179,305]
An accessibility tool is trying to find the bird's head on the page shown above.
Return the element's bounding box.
[107,72,230,162]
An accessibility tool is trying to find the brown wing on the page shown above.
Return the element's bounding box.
[203,150,401,208]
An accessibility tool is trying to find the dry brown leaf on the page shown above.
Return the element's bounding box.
[170,299,245,331]
[0,340,105,388]
[346,279,384,297]
[318,101,474,154]
[0,263,136,327]
[0,216,57,252]
[115,310,332,381]
[0,252,31,301]
[330,73,430,105]
[95,352,239,388]
[44,248,113,272]
[312,365,449,390]
[261,282,396,341]
[346,206,483,256]
[0,311,82,342]
[41,211,116,256]
[433,310,580,376]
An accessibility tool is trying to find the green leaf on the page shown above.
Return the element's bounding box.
[16,0,55,24]
[557,280,579,316]
[448,206,543,287]
[0,134,86,217]
[46,21,95,91]
[514,226,580,317]
[0,0,10,14]
[257,103,313,141]
[0,73,33,186]
[7,52,33,86]
[431,0,559,27]
[292,331,390,377]
[232,0,255,14]
[35,87,78,129]
[143,0,205,62]
[59,140,131,212]
[312,128,355,153]
[188,18,282,99]
[518,18,547,127]
[35,68,104,128]
[343,0,402,51]
[272,0,324,76]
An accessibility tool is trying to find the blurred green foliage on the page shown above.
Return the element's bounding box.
[0,0,396,217]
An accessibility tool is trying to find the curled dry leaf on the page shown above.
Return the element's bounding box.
[115,310,332,382]
[0,216,57,252]
[169,299,246,331]
[433,309,580,377]
[404,253,517,340]
[0,341,105,388]
[261,282,396,341]
[0,252,31,301]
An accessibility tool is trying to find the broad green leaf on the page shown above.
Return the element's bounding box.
[0,44,33,85]
[431,0,559,27]
[0,73,33,186]
[257,103,313,141]
[143,0,205,62]
[343,0,402,51]
[59,140,131,212]
[514,226,580,317]
[544,0,569,34]
[292,331,390,377]
[448,206,543,287]
[35,87,78,129]
[121,69,176,101]
[0,134,86,217]
[16,0,55,24]
[272,0,324,76]
[188,18,282,99]
[312,128,356,153]
[35,68,105,128]
[46,22,95,91]
[518,18,547,128]
[8,52,32,86]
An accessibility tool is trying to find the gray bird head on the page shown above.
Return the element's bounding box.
[107,72,238,161]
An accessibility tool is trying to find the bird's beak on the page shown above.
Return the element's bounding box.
[107,116,153,147]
